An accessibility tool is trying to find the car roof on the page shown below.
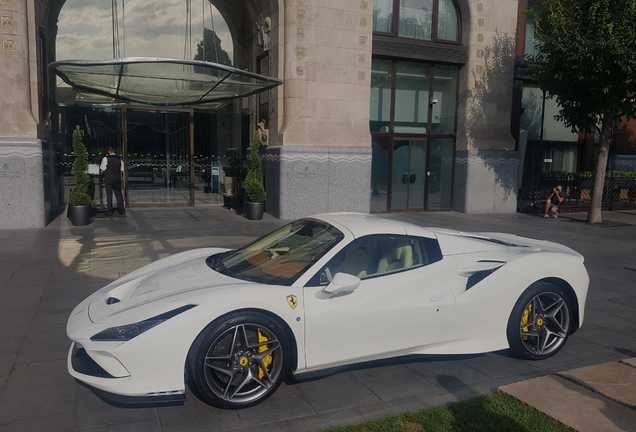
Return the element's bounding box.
[310,212,436,239]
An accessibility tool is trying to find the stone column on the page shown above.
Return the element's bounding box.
[265,0,373,219]
[454,0,520,213]
[0,0,45,228]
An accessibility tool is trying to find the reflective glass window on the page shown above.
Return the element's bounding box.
[524,4,539,58]
[370,59,393,133]
[437,0,459,41]
[399,0,434,41]
[371,137,390,213]
[431,65,457,134]
[394,62,430,134]
[373,0,394,33]
[521,86,578,142]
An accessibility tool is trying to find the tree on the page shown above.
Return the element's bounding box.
[244,132,266,203]
[529,0,636,223]
[68,130,93,207]
[194,28,232,66]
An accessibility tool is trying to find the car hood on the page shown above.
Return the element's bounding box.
[88,248,246,323]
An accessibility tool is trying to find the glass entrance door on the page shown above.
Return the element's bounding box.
[370,59,458,212]
[391,139,427,211]
[123,107,194,206]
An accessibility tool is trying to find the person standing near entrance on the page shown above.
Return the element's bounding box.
[100,146,125,216]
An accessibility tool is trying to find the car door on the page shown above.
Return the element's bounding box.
[302,234,455,370]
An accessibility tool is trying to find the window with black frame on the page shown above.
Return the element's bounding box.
[373,0,460,43]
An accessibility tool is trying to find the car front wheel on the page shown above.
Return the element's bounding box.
[187,311,291,409]
[507,282,572,360]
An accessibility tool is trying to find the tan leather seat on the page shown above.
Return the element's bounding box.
[377,241,413,274]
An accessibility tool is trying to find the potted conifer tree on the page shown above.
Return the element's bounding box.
[244,132,266,220]
[68,130,93,226]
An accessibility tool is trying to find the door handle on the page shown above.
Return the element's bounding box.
[410,174,416,184]
[402,174,409,184]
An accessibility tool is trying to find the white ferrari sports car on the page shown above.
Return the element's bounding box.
[67,213,588,409]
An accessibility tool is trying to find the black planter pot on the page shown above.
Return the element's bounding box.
[68,205,92,226]
[245,202,265,220]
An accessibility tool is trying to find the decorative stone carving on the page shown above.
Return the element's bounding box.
[257,121,269,147]
[256,17,271,51]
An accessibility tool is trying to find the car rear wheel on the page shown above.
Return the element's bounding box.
[187,311,291,409]
[507,282,572,360]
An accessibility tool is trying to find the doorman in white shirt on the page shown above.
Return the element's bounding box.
[100,146,125,216]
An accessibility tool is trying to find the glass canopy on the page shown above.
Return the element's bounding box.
[49,57,282,106]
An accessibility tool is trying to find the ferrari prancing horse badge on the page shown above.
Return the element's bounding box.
[286,295,298,310]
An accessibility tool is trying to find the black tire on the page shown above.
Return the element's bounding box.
[186,311,291,409]
[506,282,572,360]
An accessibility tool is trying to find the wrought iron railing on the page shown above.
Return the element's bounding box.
[518,176,636,213]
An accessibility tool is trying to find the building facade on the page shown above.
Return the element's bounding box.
[0,0,521,228]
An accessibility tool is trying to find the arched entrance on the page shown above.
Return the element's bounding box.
[37,0,282,208]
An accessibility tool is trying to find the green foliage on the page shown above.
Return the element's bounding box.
[529,0,636,133]
[541,170,574,179]
[244,132,266,203]
[68,130,93,207]
[529,0,636,222]
[323,394,575,432]
[543,170,636,178]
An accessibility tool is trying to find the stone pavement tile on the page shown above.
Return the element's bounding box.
[296,371,382,414]
[5,359,68,389]
[587,284,628,300]
[31,308,72,327]
[405,355,490,385]
[0,354,17,376]
[574,325,636,354]
[24,322,67,343]
[558,361,636,407]
[42,283,88,300]
[0,379,77,424]
[75,386,157,429]
[157,390,244,432]
[417,386,482,408]
[5,268,54,287]
[355,396,429,422]
[0,412,75,432]
[0,335,24,355]
[500,375,636,432]
[0,304,38,323]
[350,364,441,401]
[238,382,315,426]
[0,285,45,307]
[16,337,70,364]
[215,420,291,432]
[0,320,31,338]
[76,415,162,432]
[463,352,540,379]
[286,408,365,432]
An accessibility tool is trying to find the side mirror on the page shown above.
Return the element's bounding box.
[316,273,360,299]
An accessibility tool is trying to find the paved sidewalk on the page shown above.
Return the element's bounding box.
[0,207,635,431]
[500,359,636,432]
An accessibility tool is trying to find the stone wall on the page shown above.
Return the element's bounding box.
[0,139,45,228]
[264,146,371,220]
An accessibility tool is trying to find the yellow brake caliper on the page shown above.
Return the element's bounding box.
[521,303,532,340]
[258,331,273,379]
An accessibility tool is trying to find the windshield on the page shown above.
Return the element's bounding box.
[209,219,344,285]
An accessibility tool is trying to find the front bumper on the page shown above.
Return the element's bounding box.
[68,343,186,407]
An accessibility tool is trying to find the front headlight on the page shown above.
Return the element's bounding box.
[90,304,196,341]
